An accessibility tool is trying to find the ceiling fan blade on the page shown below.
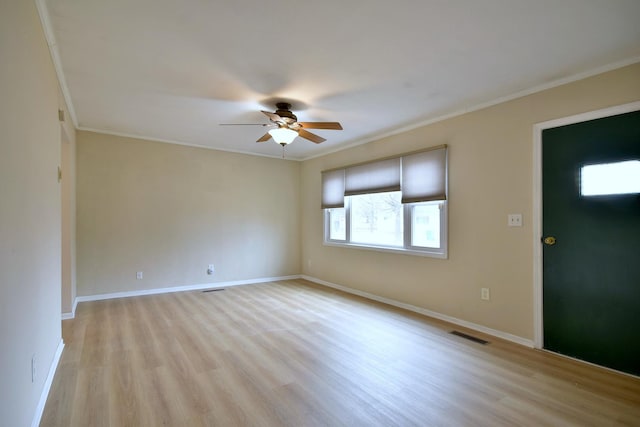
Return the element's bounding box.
[299,129,326,144]
[220,123,269,126]
[261,110,283,123]
[298,122,343,130]
[256,133,272,142]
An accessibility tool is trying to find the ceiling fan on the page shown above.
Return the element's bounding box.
[221,103,343,146]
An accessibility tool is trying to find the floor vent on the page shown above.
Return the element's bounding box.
[450,330,489,345]
[202,288,225,293]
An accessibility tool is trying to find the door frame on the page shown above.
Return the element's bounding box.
[532,100,640,349]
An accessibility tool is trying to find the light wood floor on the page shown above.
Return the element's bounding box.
[41,279,640,426]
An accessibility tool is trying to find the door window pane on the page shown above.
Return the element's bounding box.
[581,160,640,196]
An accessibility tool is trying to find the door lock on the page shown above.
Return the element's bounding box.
[543,236,557,245]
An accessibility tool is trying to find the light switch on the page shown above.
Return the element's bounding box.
[508,214,523,227]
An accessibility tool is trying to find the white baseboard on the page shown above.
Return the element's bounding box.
[61,297,78,320]
[31,339,64,427]
[75,275,302,304]
[65,274,533,348]
[301,275,534,348]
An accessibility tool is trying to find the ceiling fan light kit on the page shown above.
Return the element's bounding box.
[221,102,343,147]
[268,127,298,146]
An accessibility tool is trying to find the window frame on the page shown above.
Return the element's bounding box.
[322,145,448,259]
[324,195,448,259]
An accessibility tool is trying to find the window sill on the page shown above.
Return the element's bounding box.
[323,240,448,259]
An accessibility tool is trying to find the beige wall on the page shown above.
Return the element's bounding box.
[76,131,301,296]
[2,1,635,423]
[0,1,63,425]
[301,63,640,341]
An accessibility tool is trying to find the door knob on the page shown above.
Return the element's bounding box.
[543,236,556,245]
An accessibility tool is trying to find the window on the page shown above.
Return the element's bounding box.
[327,207,346,240]
[580,160,640,196]
[322,146,448,258]
[351,191,403,247]
[410,202,441,248]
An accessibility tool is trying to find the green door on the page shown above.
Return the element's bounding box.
[542,109,640,376]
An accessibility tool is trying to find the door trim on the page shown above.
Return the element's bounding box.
[532,100,640,349]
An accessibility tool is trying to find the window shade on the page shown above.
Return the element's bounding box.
[401,146,447,203]
[344,158,401,196]
[321,169,345,208]
[321,145,447,209]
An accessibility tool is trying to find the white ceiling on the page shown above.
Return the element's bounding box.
[41,0,640,160]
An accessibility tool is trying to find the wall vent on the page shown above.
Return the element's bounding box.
[450,330,489,345]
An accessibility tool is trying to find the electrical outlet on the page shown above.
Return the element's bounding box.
[481,288,490,301]
[136,271,143,280]
[207,264,215,275]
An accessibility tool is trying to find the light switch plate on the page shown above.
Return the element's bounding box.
[508,214,523,227]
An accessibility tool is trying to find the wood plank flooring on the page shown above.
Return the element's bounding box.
[41,279,640,426]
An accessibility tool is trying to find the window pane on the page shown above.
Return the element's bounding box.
[350,192,403,246]
[411,203,440,248]
[581,160,640,196]
[328,208,346,240]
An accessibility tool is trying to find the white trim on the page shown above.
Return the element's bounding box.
[532,100,640,349]
[324,198,448,259]
[34,0,79,128]
[302,275,533,348]
[77,126,296,161]
[61,297,78,320]
[31,0,640,166]
[532,124,543,349]
[76,54,640,164]
[302,57,640,161]
[31,339,64,427]
[322,240,448,259]
[79,55,639,163]
[75,275,302,303]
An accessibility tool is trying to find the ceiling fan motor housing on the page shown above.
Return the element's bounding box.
[275,103,297,124]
